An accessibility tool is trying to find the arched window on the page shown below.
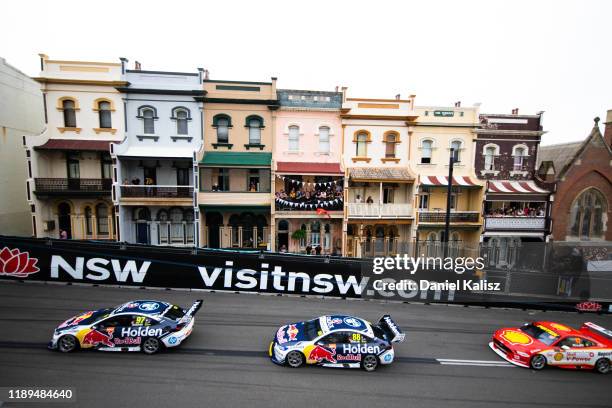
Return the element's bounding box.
[84,206,93,235]
[247,116,263,145]
[483,144,499,171]
[96,204,109,236]
[568,188,607,240]
[384,132,399,159]
[138,106,157,134]
[355,131,369,157]
[213,114,231,143]
[98,101,112,129]
[157,209,169,222]
[169,208,184,223]
[319,126,330,153]
[172,108,191,135]
[278,220,289,231]
[421,139,433,164]
[288,125,300,151]
[512,145,528,171]
[450,140,462,163]
[62,99,77,127]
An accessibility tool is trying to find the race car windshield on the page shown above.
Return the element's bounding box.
[520,324,559,346]
[162,305,186,321]
[303,319,322,340]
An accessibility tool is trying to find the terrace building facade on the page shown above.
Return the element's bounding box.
[272,89,344,254]
[476,111,550,269]
[341,92,418,257]
[197,78,278,249]
[25,55,126,240]
[111,65,204,246]
[411,104,484,257]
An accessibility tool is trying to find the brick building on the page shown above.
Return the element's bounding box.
[537,112,612,242]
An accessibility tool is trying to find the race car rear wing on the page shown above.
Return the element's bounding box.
[377,315,405,343]
[581,322,612,344]
[178,299,203,324]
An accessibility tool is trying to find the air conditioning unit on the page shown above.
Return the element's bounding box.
[43,220,56,231]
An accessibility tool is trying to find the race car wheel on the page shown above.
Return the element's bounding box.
[141,337,161,355]
[530,354,547,371]
[57,335,78,353]
[594,358,610,374]
[286,351,304,368]
[361,354,379,372]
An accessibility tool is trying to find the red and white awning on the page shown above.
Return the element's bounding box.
[487,180,549,194]
[420,175,480,187]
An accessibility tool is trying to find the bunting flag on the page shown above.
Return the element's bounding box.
[276,174,344,187]
[275,197,343,210]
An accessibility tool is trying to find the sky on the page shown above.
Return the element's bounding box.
[1,0,610,145]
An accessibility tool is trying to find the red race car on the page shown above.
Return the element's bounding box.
[489,321,612,374]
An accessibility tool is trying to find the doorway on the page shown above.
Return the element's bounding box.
[205,212,223,248]
[277,219,289,251]
[57,202,72,238]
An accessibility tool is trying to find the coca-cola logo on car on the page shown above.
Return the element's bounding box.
[0,247,40,278]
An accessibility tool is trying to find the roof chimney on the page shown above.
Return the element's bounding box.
[204,69,210,80]
[119,57,128,74]
[454,101,461,107]
[134,61,141,70]
[395,94,401,100]
[604,109,612,148]
[335,86,339,92]
[512,108,519,115]
[341,86,348,102]
[197,67,204,83]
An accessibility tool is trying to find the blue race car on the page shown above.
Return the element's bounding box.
[269,314,405,371]
[49,299,202,354]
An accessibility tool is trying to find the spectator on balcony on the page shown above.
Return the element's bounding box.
[315,245,322,255]
[123,178,129,185]
[289,189,297,199]
[249,181,257,192]
[145,177,154,196]
[131,178,140,185]
[212,183,219,192]
[366,196,374,204]
[59,230,68,240]
[305,244,312,255]
[355,194,362,203]
[280,244,287,253]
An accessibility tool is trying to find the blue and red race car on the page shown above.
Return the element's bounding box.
[490,321,612,373]
[270,314,405,371]
[49,300,202,354]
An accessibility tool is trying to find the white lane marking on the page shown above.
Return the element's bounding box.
[437,358,515,367]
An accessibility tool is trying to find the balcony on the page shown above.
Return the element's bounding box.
[120,185,193,198]
[485,216,546,231]
[418,211,480,223]
[34,178,112,196]
[199,191,271,207]
[348,203,413,219]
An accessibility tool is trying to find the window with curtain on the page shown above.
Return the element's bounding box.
[288,125,299,151]
[568,188,607,240]
[216,117,229,143]
[96,204,109,235]
[66,152,80,179]
[176,110,188,135]
[356,133,368,157]
[319,126,330,153]
[98,101,112,128]
[142,108,155,134]
[248,118,262,144]
[451,140,461,162]
[385,133,397,158]
[421,140,432,163]
[484,146,496,170]
[62,99,77,127]
[101,152,112,179]
[513,147,525,170]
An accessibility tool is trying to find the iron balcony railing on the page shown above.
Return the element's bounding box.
[120,185,193,198]
[34,178,112,193]
[418,211,480,223]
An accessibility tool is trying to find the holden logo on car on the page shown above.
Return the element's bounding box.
[139,302,160,311]
[0,247,40,278]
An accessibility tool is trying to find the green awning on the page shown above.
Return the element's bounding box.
[200,152,272,167]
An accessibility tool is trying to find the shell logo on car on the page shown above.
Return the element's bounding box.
[501,330,533,345]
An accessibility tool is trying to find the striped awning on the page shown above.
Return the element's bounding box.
[487,180,549,194]
[420,176,480,187]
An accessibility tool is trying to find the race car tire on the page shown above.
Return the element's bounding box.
[529,354,547,371]
[286,351,305,368]
[361,354,379,372]
[141,337,161,355]
[594,358,610,374]
[57,335,79,353]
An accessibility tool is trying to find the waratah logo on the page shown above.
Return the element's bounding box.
[0,247,40,278]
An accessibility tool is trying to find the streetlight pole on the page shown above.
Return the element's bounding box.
[443,148,455,257]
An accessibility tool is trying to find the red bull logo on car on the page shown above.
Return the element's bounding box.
[307,345,337,363]
[81,329,114,348]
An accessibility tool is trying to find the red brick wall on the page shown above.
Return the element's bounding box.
[551,134,612,241]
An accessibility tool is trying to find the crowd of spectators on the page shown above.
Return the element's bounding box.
[486,205,545,217]
[276,183,343,207]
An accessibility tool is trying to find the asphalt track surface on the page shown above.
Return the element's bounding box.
[0,281,609,408]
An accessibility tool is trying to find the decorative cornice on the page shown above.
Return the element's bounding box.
[116,87,206,96]
[35,78,129,86]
